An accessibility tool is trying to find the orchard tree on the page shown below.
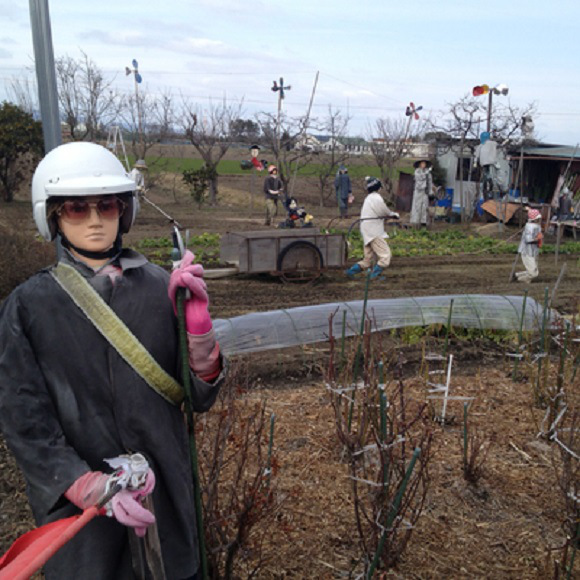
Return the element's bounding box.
[180,98,243,205]
[428,94,537,221]
[0,102,43,202]
[256,111,315,198]
[368,116,424,203]
[56,51,121,141]
[311,106,351,207]
[121,87,177,163]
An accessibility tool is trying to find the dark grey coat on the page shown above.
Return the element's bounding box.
[0,249,224,579]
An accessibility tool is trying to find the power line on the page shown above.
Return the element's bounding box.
[2,72,580,118]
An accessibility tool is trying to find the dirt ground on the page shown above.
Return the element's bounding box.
[0,174,578,578]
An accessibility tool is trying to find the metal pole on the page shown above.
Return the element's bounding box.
[135,76,144,152]
[177,291,208,580]
[276,90,282,166]
[486,91,493,134]
[29,0,62,152]
[290,71,319,198]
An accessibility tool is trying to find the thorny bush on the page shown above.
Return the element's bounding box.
[326,314,433,575]
[195,361,281,579]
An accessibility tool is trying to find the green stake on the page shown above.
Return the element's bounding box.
[367,448,421,579]
[266,413,276,488]
[348,269,372,431]
[177,290,208,580]
[378,362,389,488]
[463,402,468,475]
[340,310,347,373]
[535,287,550,404]
[512,290,528,381]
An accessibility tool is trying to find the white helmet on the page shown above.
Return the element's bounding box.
[32,142,138,241]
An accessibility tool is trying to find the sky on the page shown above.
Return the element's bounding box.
[1,0,579,145]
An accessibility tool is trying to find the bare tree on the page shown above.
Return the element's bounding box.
[312,106,351,208]
[55,51,121,141]
[368,117,422,203]
[429,95,481,222]
[256,111,314,198]
[180,98,243,205]
[7,76,37,116]
[428,94,537,222]
[119,87,177,167]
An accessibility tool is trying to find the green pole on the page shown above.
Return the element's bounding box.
[512,290,528,381]
[348,270,372,431]
[463,403,468,475]
[266,413,276,488]
[177,290,208,580]
[340,309,347,373]
[565,522,579,580]
[367,448,421,579]
[378,362,389,489]
[535,287,550,404]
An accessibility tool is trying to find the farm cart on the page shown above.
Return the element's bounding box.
[219,229,347,282]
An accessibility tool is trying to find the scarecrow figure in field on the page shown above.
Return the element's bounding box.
[334,164,352,218]
[410,159,433,227]
[514,207,543,283]
[129,158,147,192]
[345,176,399,281]
[0,142,225,579]
[279,197,314,229]
[263,164,284,226]
[474,131,499,200]
[249,144,265,171]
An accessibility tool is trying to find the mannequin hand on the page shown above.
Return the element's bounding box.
[168,250,212,335]
[65,468,156,537]
[107,470,156,537]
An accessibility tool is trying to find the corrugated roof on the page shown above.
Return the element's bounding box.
[522,145,579,159]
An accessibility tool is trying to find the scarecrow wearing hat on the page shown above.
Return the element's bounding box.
[515,207,543,283]
[129,159,148,193]
[410,159,433,226]
[345,177,399,281]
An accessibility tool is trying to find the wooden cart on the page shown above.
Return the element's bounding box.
[219,228,347,282]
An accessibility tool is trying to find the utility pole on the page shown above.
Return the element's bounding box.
[126,60,144,152]
[271,77,291,165]
[29,0,62,152]
[473,83,509,134]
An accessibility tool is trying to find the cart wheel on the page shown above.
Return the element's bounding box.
[277,241,324,283]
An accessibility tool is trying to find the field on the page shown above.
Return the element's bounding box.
[0,168,579,578]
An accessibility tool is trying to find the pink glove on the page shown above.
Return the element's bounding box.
[65,469,156,537]
[168,250,212,335]
[64,471,109,510]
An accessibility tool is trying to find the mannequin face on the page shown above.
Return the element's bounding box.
[57,195,121,263]
[250,147,259,158]
[419,161,427,169]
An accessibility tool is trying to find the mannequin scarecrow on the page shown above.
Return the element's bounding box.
[410,159,433,226]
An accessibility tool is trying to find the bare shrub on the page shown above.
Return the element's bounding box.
[196,361,281,579]
[461,403,494,485]
[0,228,55,300]
[326,314,433,575]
